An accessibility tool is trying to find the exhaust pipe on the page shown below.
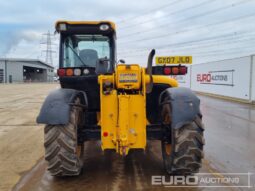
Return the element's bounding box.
[146,49,155,75]
[146,49,155,93]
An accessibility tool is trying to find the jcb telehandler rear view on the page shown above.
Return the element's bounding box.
[37,21,204,176]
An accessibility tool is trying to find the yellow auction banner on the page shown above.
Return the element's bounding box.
[155,56,192,64]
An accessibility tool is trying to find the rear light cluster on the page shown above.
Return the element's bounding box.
[152,65,188,75]
[163,66,187,75]
[57,68,90,77]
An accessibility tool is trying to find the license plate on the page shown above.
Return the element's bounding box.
[155,56,192,64]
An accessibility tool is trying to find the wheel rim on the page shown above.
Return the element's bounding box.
[162,141,173,174]
[74,98,84,163]
[164,143,172,155]
[76,145,82,157]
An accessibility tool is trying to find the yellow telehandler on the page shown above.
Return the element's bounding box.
[37,21,204,176]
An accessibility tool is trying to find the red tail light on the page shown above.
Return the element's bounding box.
[164,67,171,75]
[57,69,65,77]
[179,66,187,75]
[172,67,179,75]
[152,65,188,75]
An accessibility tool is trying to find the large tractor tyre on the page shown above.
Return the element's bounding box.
[44,98,84,176]
[161,102,204,175]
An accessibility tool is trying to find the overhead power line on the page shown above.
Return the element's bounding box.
[120,45,255,59]
[118,13,255,45]
[157,41,255,55]
[119,0,215,30]
[118,30,255,53]
[118,0,253,39]
[116,0,185,24]
[197,49,255,58]
[118,31,255,55]
[160,36,255,53]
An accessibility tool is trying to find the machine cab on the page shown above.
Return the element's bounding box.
[56,21,116,76]
[55,21,117,111]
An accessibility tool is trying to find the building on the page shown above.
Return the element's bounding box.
[0,58,54,83]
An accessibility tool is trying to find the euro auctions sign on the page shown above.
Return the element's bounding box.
[197,70,235,86]
[155,56,192,65]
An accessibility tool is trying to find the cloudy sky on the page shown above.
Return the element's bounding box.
[1,0,255,67]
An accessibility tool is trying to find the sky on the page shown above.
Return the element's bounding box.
[1,0,255,67]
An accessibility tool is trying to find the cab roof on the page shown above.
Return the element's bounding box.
[55,20,116,32]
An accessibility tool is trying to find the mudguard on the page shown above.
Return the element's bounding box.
[159,87,201,129]
[37,88,87,125]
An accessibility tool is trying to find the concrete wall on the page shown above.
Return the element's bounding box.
[191,56,251,100]
[174,55,255,103]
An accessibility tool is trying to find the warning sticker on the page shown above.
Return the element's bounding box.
[119,73,138,83]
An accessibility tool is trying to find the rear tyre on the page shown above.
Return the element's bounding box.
[161,104,204,175]
[44,98,84,176]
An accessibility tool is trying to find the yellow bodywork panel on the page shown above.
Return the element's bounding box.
[100,92,146,154]
[100,89,118,150]
[98,75,116,150]
[99,65,146,155]
[153,75,179,87]
[117,94,146,154]
[98,64,178,155]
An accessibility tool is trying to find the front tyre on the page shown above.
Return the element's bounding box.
[44,98,84,176]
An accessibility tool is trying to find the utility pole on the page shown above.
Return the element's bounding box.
[41,31,56,66]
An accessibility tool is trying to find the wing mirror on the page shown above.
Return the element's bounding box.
[118,59,125,64]
[96,58,110,74]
